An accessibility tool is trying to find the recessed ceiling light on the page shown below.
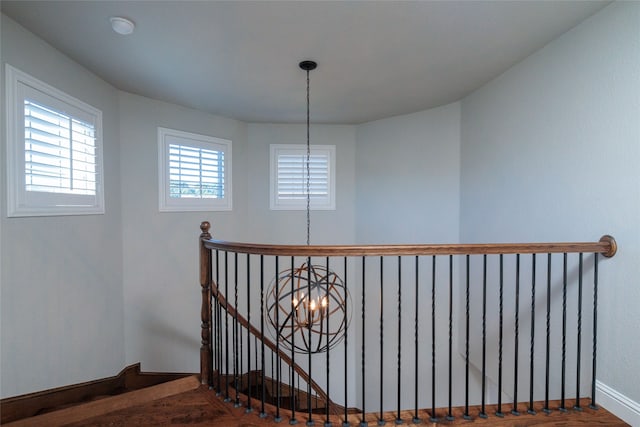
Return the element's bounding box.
[110,17,135,35]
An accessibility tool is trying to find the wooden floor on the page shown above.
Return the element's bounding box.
[7,377,629,427]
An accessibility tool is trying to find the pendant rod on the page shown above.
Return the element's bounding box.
[306,66,311,246]
[299,60,317,246]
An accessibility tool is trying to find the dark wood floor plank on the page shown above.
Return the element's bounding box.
[7,381,629,427]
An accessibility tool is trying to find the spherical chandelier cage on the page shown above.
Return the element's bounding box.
[266,262,351,354]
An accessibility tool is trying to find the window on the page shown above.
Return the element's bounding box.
[6,64,104,217]
[270,144,335,210]
[158,127,232,212]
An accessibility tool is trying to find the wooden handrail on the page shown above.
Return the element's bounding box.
[201,223,616,258]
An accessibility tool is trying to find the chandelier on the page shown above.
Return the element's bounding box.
[265,60,351,354]
[266,262,349,354]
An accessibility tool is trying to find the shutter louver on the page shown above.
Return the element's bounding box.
[277,153,330,200]
[270,144,335,210]
[168,143,225,199]
[24,99,97,196]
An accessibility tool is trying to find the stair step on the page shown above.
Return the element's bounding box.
[4,376,200,427]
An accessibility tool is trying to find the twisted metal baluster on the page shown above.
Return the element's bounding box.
[412,256,420,425]
[527,254,536,415]
[496,254,504,417]
[361,256,368,427]
[479,255,488,419]
[543,253,551,414]
[560,253,568,412]
[512,254,521,416]
[396,256,403,425]
[575,253,584,411]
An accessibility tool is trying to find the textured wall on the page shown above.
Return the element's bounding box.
[460,1,640,406]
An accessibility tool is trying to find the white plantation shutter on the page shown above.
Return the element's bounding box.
[277,153,329,200]
[24,100,97,196]
[158,128,232,211]
[270,144,335,210]
[6,64,104,217]
[168,144,225,199]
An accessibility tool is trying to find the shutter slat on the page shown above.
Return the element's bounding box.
[168,142,225,200]
[275,149,330,205]
[23,99,97,196]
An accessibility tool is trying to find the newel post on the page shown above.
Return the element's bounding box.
[199,221,213,386]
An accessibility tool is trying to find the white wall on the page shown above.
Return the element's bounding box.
[460,0,640,409]
[354,103,462,410]
[0,15,124,398]
[355,103,461,244]
[119,92,248,372]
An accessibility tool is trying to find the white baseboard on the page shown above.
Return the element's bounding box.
[597,380,640,426]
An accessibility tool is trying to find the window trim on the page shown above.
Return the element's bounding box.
[5,64,104,217]
[270,144,336,211]
[158,127,232,212]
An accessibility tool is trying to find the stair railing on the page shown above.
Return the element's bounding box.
[199,221,616,425]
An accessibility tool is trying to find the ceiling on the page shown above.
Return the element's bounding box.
[1,1,610,124]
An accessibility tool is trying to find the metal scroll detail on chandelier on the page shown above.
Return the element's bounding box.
[265,60,351,354]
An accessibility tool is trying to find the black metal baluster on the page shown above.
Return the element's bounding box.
[211,251,216,392]
[590,253,599,410]
[271,349,274,396]
[291,257,298,425]
[207,250,218,390]
[396,256,402,425]
[212,295,217,391]
[234,253,241,407]
[298,373,302,415]
[211,286,216,391]
[225,251,230,402]
[379,256,385,426]
[527,254,536,415]
[361,256,367,427]
[325,257,331,427]
[240,322,244,400]
[447,255,454,421]
[429,256,437,423]
[496,254,504,417]
[278,356,283,421]
[275,256,282,422]
[479,254,488,419]
[543,253,551,414]
[344,257,349,427]
[307,257,313,426]
[260,255,267,418]
[247,254,253,413]
[464,255,471,420]
[413,256,420,425]
[215,250,221,394]
[512,254,521,416]
[560,253,568,412]
[219,289,224,395]
[575,253,584,411]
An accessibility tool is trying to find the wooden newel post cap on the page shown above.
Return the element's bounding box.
[200,221,210,233]
[599,235,617,258]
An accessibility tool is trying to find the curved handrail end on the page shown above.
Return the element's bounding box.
[600,235,617,258]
